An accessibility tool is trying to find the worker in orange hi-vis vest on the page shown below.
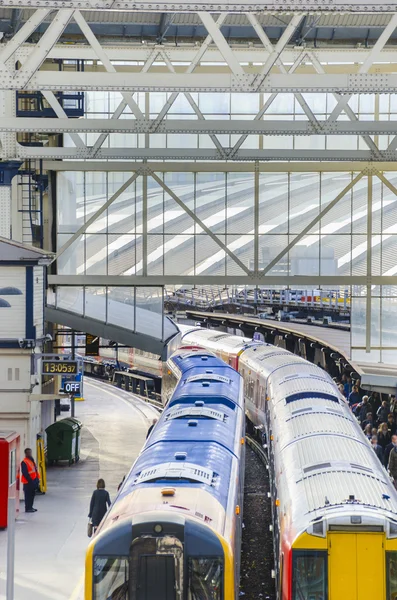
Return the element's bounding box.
[20,448,40,513]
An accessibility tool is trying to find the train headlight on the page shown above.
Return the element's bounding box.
[154,524,163,533]
[351,516,362,524]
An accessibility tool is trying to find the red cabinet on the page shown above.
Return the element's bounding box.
[0,431,20,528]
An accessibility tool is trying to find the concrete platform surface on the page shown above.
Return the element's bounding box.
[0,378,159,600]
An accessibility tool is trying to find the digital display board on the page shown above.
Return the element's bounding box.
[42,360,78,375]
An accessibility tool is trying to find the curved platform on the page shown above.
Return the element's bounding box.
[186,311,396,395]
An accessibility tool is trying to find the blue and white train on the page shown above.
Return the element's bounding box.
[85,348,245,600]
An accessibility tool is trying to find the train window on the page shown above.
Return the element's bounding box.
[94,557,128,600]
[386,552,397,600]
[188,557,223,600]
[292,550,327,600]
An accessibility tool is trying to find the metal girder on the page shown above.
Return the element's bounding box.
[0,8,50,67]
[328,13,397,122]
[15,9,74,88]
[15,147,397,161]
[48,275,397,286]
[15,71,397,93]
[6,117,397,136]
[253,14,303,90]
[73,10,144,120]
[366,174,372,353]
[0,1,394,11]
[43,160,397,172]
[39,45,397,66]
[198,12,245,77]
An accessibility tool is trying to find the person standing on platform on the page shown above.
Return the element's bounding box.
[388,441,397,490]
[88,479,111,533]
[21,448,40,513]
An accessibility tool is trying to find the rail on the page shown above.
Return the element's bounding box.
[245,434,269,470]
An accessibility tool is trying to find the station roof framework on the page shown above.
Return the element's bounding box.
[4,8,397,163]
[0,1,395,369]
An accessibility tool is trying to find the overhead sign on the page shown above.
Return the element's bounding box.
[85,334,99,356]
[42,360,78,375]
[64,381,81,396]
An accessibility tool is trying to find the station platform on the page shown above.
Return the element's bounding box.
[0,379,159,600]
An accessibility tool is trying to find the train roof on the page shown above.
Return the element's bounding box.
[181,327,253,351]
[169,348,224,374]
[170,365,242,409]
[146,398,242,456]
[240,345,397,533]
[120,440,234,509]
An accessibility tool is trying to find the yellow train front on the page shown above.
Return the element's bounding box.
[85,349,245,600]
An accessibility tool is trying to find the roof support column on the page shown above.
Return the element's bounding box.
[254,161,259,273]
[366,174,373,354]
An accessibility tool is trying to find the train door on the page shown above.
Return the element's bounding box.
[137,555,175,600]
[129,536,183,600]
[328,532,384,600]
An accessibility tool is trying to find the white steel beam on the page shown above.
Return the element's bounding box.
[246,15,318,127]
[0,8,51,67]
[15,147,397,161]
[15,9,74,88]
[149,13,228,132]
[91,48,160,154]
[260,171,365,276]
[0,1,393,11]
[229,53,304,157]
[149,170,251,275]
[41,91,86,148]
[366,174,373,353]
[328,13,397,122]
[48,275,397,286]
[157,48,227,158]
[39,45,397,66]
[306,50,381,157]
[73,10,144,120]
[6,117,397,135]
[43,160,396,172]
[23,70,397,93]
[253,13,302,89]
[198,12,245,77]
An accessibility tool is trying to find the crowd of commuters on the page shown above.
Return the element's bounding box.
[334,372,397,488]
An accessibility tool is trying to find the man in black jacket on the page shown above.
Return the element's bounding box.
[384,435,397,468]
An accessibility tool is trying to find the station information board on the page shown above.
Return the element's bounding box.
[42,360,78,375]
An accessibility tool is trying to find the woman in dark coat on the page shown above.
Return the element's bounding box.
[89,478,111,531]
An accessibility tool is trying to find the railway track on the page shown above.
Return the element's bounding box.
[241,434,275,600]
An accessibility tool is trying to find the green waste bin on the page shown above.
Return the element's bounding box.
[46,418,79,466]
[65,417,83,463]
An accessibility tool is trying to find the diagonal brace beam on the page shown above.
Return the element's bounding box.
[260,171,365,276]
[0,8,51,68]
[73,10,144,120]
[328,13,397,122]
[373,169,397,197]
[17,9,74,88]
[252,14,303,90]
[198,12,244,77]
[54,172,140,262]
[149,170,251,274]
